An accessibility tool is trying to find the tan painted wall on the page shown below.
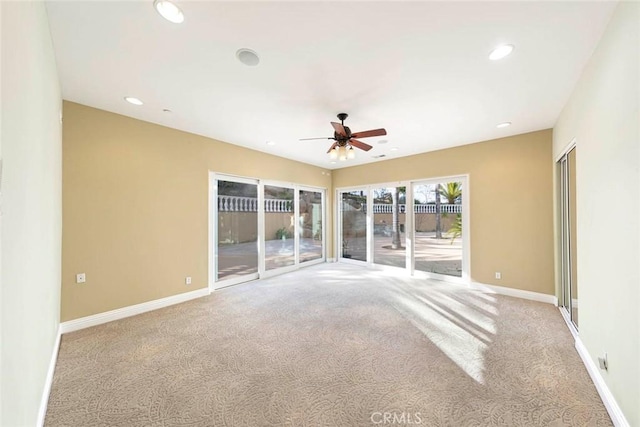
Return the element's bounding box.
[333,130,554,294]
[63,102,553,321]
[62,102,331,321]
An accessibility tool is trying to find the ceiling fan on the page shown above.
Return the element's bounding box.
[300,113,387,160]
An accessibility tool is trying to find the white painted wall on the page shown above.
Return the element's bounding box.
[0,1,3,423]
[553,2,639,425]
[0,2,62,426]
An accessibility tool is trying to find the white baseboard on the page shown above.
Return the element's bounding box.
[575,338,629,427]
[60,288,210,334]
[470,281,558,305]
[37,325,62,427]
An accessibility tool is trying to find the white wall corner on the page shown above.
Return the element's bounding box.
[36,326,62,427]
[575,338,630,427]
[59,288,210,334]
[470,281,558,305]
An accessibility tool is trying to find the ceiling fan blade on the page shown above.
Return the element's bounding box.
[351,128,387,139]
[326,142,338,153]
[349,139,373,151]
[299,137,333,141]
[331,122,347,137]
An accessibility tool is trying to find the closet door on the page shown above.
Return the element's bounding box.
[559,147,578,328]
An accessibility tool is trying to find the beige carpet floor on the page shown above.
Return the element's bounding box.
[46,264,611,426]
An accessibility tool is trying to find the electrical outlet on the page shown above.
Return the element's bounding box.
[495,272,501,279]
[185,276,192,285]
[76,273,86,284]
[598,353,608,371]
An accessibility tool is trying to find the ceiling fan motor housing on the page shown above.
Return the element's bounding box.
[334,126,352,143]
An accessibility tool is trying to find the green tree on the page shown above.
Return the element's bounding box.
[448,213,462,244]
[391,187,407,249]
[391,187,402,249]
[439,182,462,204]
[373,188,392,203]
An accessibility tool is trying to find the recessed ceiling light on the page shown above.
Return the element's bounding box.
[378,139,388,145]
[236,48,260,66]
[496,122,512,128]
[153,0,184,24]
[124,96,143,106]
[266,141,276,146]
[330,161,337,164]
[489,44,514,61]
[163,108,172,113]
[390,147,399,151]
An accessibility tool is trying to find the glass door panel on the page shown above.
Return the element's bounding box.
[217,180,258,281]
[341,190,367,261]
[413,181,463,277]
[264,185,295,270]
[373,186,406,268]
[559,147,578,328]
[560,162,570,312]
[299,189,323,263]
[569,149,578,326]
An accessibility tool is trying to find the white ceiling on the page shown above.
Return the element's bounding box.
[45,1,616,169]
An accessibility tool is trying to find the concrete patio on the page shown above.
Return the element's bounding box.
[218,232,462,280]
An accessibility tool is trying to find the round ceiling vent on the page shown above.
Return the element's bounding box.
[236,48,260,66]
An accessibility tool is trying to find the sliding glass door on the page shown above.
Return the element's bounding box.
[372,186,406,268]
[340,190,367,262]
[213,174,325,288]
[299,189,324,263]
[264,185,295,271]
[337,176,468,282]
[413,180,463,279]
[216,178,259,283]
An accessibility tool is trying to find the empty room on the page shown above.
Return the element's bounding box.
[1,1,638,426]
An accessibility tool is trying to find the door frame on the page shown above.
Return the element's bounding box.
[555,139,578,332]
[210,173,261,290]
[410,174,470,284]
[335,186,371,266]
[209,172,327,291]
[297,184,327,268]
[335,174,470,284]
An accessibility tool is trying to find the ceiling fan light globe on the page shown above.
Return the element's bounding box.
[347,148,356,159]
[338,146,347,161]
[329,148,338,160]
